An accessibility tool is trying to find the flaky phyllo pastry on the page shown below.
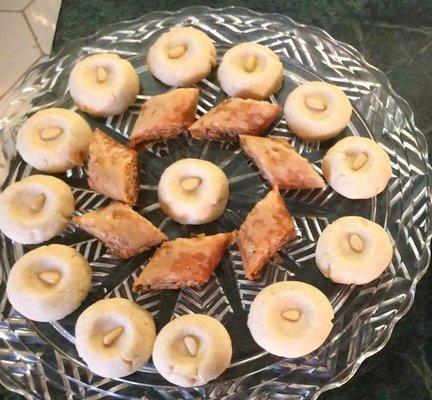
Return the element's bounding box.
[130,88,199,148]
[239,135,325,189]
[236,186,296,280]
[72,202,167,258]
[133,232,233,291]
[189,98,281,141]
[87,128,139,204]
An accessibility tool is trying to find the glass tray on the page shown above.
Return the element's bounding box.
[0,6,431,400]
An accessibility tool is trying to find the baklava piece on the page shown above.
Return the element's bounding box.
[236,186,296,280]
[88,128,139,204]
[133,232,233,291]
[72,202,167,258]
[130,88,199,148]
[189,98,281,141]
[239,135,325,189]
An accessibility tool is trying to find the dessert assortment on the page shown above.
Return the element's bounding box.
[1,25,395,387]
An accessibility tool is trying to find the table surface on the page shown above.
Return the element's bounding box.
[3,1,432,399]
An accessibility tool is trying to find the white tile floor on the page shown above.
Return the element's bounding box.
[0,0,62,98]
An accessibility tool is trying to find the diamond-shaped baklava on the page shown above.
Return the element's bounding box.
[133,232,233,291]
[130,88,199,148]
[239,135,325,189]
[236,186,296,280]
[189,98,280,141]
[88,129,139,204]
[73,202,167,258]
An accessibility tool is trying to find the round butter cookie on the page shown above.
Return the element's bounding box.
[322,136,391,199]
[0,175,74,244]
[75,298,156,378]
[284,81,352,141]
[147,27,216,87]
[218,42,283,99]
[248,281,334,358]
[7,244,91,322]
[152,314,232,387]
[69,53,139,117]
[16,108,92,172]
[158,158,229,225]
[315,216,393,284]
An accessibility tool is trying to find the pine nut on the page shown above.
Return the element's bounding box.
[244,55,257,73]
[39,128,63,141]
[167,45,187,59]
[96,67,108,83]
[181,177,201,191]
[349,233,364,252]
[352,153,368,171]
[281,309,301,322]
[30,194,46,212]
[103,326,124,346]
[184,335,198,356]
[38,271,61,285]
[305,97,326,111]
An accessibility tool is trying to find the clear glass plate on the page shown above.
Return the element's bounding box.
[0,6,431,400]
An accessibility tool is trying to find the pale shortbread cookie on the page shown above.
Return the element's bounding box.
[0,175,75,244]
[69,53,139,117]
[218,42,283,99]
[322,136,392,199]
[315,216,393,284]
[284,81,352,141]
[6,244,91,322]
[158,158,229,225]
[152,314,232,387]
[75,298,156,378]
[16,108,92,173]
[248,281,334,358]
[147,27,216,87]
